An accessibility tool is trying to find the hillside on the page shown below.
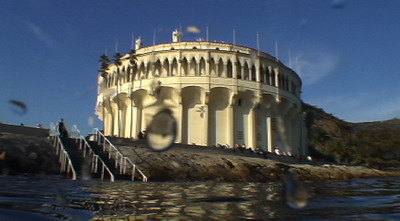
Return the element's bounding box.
[304,103,400,169]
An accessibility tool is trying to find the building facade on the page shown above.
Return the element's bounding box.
[96,32,307,156]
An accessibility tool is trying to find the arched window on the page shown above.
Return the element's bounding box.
[171,58,178,76]
[181,58,188,76]
[209,58,216,77]
[251,65,256,81]
[259,66,264,83]
[162,59,169,77]
[243,63,249,80]
[154,60,162,77]
[199,57,206,76]
[218,58,224,77]
[266,67,270,85]
[271,69,276,86]
[189,57,197,76]
[226,60,233,78]
[236,62,242,79]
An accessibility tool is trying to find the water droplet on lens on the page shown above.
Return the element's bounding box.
[331,0,347,9]
[283,170,309,209]
[8,100,27,115]
[146,108,177,151]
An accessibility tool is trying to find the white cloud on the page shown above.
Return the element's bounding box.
[295,50,340,86]
[22,20,57,48]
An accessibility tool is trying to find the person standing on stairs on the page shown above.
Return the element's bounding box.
[58,118,69,138]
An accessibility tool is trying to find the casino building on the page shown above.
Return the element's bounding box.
[96,30,307,156]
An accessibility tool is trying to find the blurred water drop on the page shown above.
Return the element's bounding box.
[299,19,308,29]
[81,156,92,181]
[146,108,177,151]
[187,26,201,34]
[88,116,96,127]
[250,51,257,64]
[54,188,69,208]
[8,100,27,115]
[331,0,347,9]
[283,169,309,209]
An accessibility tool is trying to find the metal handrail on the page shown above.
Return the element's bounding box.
[92,128,148,182]
[71,125,115,182]
[48,126,77,180]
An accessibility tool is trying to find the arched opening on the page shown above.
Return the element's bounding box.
[162,59,169,77]
[208,87,231,146]
[171,58,178,76]
[154,60,162,77]
[226,60,233,78]
[209,58,216,77]
[182,86,206,145]
[259,66,264,83]
[271,69,276,86]
[234,90,256,148]
[199,57,206,76]
[266,67,271,85]
[138,63,145,80]
[243,63,249,80]
[218,58,224,77]
[251,65,256,81]
[145,62,152,79]
[189,57,197,76]
[236,62,242,79]
[181,58,188,76]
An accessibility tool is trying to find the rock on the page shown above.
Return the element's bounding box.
[0,133,59,175]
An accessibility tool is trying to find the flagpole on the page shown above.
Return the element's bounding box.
[256,32,260,56]
[233,27,236,45]
[206,25,209,41]
[153,29,156,46]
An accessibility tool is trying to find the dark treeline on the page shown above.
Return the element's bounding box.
[304,103,400,169]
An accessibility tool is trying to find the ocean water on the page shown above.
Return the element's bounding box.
[0,175,399,220]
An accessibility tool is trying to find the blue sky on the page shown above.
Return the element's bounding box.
[1,0,399,134]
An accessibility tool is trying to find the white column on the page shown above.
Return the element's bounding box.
[203,93,209,146]
[266,116,275,152]
[232,62,237,79]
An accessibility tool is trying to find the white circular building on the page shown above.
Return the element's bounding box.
[96,31,307,156]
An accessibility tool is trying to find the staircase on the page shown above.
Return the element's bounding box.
[90,128,148,182]
[59,137,85,177]
[49,124,147,182]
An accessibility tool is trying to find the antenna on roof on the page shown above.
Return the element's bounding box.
[288,48,292,68]
[256,32,260,56]
[153,29,156,46]
[206,24,209,41]
[275,40,279,62]
[115,39,119,53]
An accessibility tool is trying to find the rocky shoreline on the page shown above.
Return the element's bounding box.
[114,139,400,182]
[0,133,399,182]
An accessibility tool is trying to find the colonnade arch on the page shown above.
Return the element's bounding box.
[181,86,207,145]
[208,87,232,146]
